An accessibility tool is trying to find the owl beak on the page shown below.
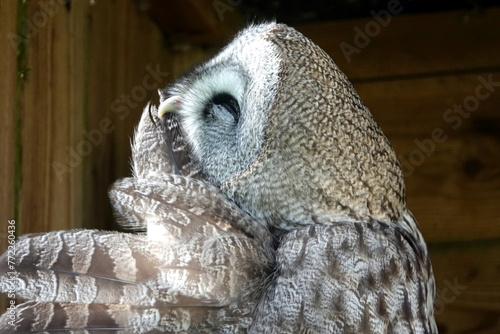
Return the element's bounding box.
[158,96,181,118]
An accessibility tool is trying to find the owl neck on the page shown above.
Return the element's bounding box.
[220,150,408,232]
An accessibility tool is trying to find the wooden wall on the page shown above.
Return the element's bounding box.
[1,1,499,332]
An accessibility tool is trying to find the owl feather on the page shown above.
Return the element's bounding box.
[0,105,271,333]
[0,22,437,333]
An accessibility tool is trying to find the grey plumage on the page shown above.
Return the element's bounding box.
[0,22,437,333]
[0,106,271,333]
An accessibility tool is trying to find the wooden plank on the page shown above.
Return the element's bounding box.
[68,0,88,228]
[402,135,500,244]
[18,1,86,234]
[296,7,500,81]
[86,0,173,230]
[0,0,19,317]
[0,0,18,244]
[354,73,500,137]
[430,242,500,333]
[49,0,87,232]
[18,2,50,234]
[148,0,243,45]
[353,72,500,243]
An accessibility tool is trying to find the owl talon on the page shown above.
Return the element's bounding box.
[158,96,181,117]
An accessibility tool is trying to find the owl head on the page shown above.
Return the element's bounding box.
[158,22,406,230]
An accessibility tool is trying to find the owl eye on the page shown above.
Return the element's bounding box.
[205,93,240,123]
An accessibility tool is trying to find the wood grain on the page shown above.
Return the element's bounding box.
[353,72,500,243]
[147,0,244,45]
[17,1,86,234]
[431,242,500,333]
[297,8,500,81]
[0,0,19,317]
[85,1,172,230]
[0,0,18,239]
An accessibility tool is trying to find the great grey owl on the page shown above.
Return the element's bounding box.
[0,22,437,333]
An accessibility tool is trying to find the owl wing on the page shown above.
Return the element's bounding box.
[250,221,437,334]
[0,175,271,333]
[110,175,271,244]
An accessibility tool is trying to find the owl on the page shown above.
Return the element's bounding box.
[0,22,437,333]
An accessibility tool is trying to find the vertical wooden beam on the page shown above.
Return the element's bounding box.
[0,0,19,314]
[18,0,89,234]
[0,0,18,243]
[85,1,173,229]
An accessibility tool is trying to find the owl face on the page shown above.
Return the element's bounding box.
[159,22,406,230]
[161,23,281,186]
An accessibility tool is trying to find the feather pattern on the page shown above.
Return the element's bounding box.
[250,221,435,333]
[0,226,269,333]
[0,100,271,333]
[0,22,436,333]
